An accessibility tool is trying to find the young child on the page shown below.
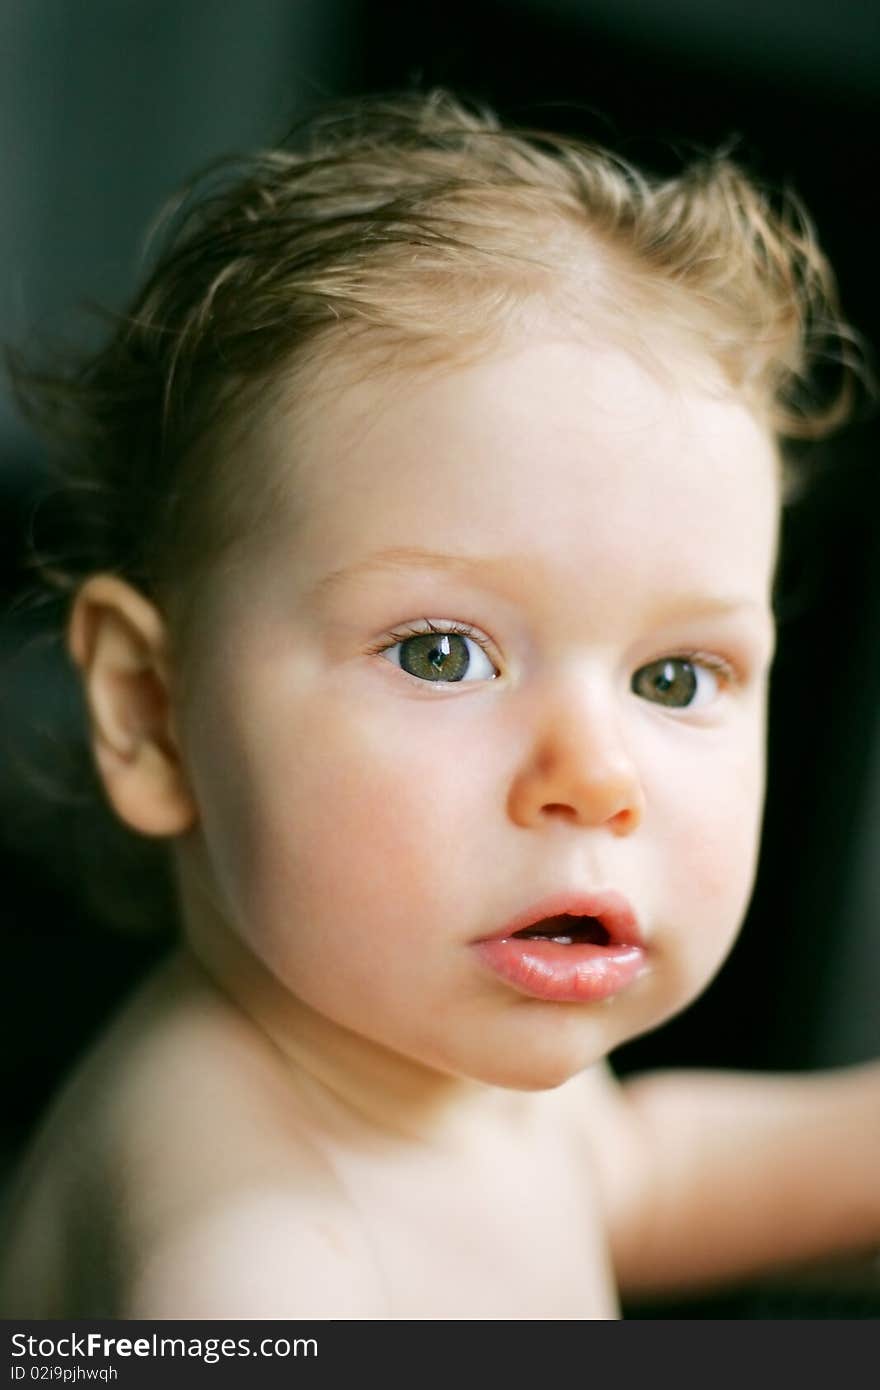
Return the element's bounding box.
[1,90,878,1321]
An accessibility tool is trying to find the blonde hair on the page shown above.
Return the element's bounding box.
[11,88,866,613]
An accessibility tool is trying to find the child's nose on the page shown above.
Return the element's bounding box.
[507,684,645,836]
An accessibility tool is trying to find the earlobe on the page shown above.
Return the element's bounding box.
[68,575,198,837]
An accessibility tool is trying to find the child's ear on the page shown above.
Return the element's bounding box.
[68,575,197,837]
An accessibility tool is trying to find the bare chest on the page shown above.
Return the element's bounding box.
[335,1137,619,1320]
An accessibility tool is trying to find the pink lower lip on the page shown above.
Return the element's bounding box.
[474,937,647,1003]
[474,890,647,1004]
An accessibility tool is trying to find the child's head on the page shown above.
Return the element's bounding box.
[21,92,852,631]
[18,91,859,1090]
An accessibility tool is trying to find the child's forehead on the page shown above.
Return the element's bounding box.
[267,324,771,494]
[274,308,732,430]
[244,332,779,599]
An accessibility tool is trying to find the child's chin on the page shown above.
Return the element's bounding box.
[461,1045,608,1093]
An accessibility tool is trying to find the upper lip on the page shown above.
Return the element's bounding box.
[480,890,644,946]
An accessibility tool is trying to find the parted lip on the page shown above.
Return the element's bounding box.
[479,890,644,947]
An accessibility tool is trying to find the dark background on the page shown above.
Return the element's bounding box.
[2,0,879,1317]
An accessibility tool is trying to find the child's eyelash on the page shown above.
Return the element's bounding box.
[365,629,740,689]
[675,650,739,684]
[366,619,493,657]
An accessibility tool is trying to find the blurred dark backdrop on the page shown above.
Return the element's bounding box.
[2,0,879,1317]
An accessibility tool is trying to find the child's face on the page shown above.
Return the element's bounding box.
[176,333,779,1089]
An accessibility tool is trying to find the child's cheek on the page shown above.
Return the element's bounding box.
[281,689,489,860]
[227,688,495,960]
[652,745,766,993]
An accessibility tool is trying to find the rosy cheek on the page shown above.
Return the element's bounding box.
[248,696,466,894]
[652,755,763,917]
[686,826,757,911]
[320,720,472,866]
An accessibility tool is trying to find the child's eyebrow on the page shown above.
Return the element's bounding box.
[305,547,507,601]
[306,547,774,636]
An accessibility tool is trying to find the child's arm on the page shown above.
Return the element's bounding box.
[588,1060,880,1296]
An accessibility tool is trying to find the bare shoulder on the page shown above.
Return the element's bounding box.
[125,1189,384,1319]
[112,957,384,1317]
[1,951,383,1318]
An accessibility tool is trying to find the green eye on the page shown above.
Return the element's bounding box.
[384,629,497,684]
[631,657,718,709]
